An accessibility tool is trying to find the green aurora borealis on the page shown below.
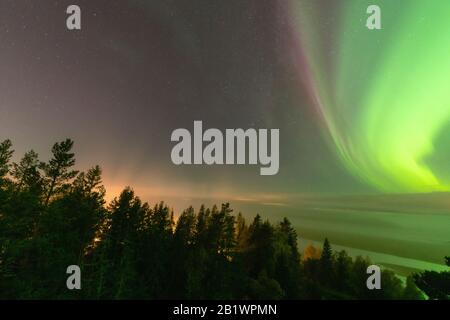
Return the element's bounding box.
[292,0,450,192]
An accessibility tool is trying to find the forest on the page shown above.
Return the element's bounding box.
[0,139,448,299]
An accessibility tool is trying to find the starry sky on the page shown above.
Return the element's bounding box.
[1,0,449,204]
[0,0,369,204]
[1,0,450,267]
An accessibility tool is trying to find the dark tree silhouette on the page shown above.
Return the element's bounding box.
[319,238,333,286]
[0,139,439,300]
[12,150,41,193]
[413,256,450,300]
[0,139,13,184]
[40,139,78,206]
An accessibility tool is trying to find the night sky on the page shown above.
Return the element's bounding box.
[1,0,450,266]
[0,0,375,204]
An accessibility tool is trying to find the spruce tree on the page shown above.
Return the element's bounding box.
[319,238,333,285]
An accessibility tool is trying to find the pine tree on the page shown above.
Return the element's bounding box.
[11,150,41,192]
[247,215,276,278]
[279,218,299,261]
[0,139,13,184]
[235,212,249,251]
[174,206,196,245]
[40,139,78,206]
[319,238,333,285]
[334,250,351,292]
[195,205,209,247]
